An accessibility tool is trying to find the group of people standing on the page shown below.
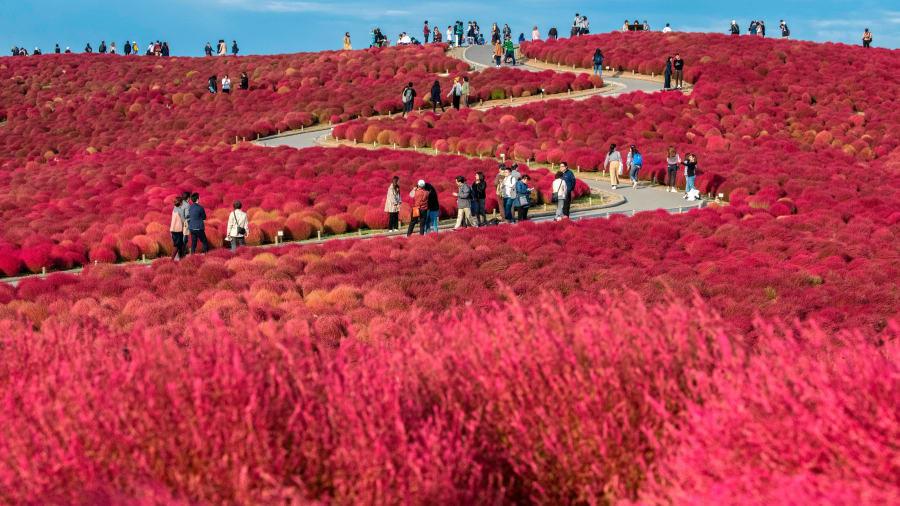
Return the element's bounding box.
[12,40,170,56]
[571,13,591,37]
[208,72,249,94]
[401,77,471,115]
[602,144,700,199]
[169,192,250,259]
[205,40,239,56]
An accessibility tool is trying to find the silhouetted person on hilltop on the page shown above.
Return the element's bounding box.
[730,20,740,35]
[162,42,170,57]
[124,40,131,55]
[862,29,873,48]
[98,41,107,54]
[204,42,213,56]
[232,40,239,56]
[84,43,93,53]
[55,43,61,54]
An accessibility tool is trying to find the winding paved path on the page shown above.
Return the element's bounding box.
[259,45,704,216]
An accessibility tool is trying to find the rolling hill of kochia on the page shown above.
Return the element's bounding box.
[0,31,897,504]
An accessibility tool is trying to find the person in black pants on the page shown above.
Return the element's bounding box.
[430,80,445,113]
[560,162,576,217]
[673,53,684,89]
[187,193,210,253]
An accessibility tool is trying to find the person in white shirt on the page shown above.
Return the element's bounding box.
[552,172,568,220]
[110,42,117,54]
[221,75,232,94]
[446,26,454,46]
[531,26,541,41]
[226,201,249,251]
[663,23,673,33]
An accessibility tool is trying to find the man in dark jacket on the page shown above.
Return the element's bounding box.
[422,181,441,233]
[232,40,239,56]
[561,162,576,217]
[98,41,107,53]
[124,41,131,55]
[55,43,61,54]
[401,82,416,117]
[187,193,210,253]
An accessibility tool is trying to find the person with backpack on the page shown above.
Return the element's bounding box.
[552,172,568,221]
[592,48,604,76]
[406,181,430,236]
[682,153,698,199]
[560,162,577,217]
[447,77,463,110]
[187,193,210,253]
[471,171,487,226]
[603,144,622,189]
[384,176,402,231]
[862,29,873,48]
[208,75,218,94]
[169,196,188,261]
[730,20,740,35]
[780,20,790,38]
[452,176,474,229]
[665,146,681,192]
[226,200,249,251]
[673,53,684,89]
[430,80,445,113]
[400,82,416,117]
[627,145,643,189]
[515,175,534,222]
[221,75,232,94]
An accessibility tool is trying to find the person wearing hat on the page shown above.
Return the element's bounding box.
[406,180,430,236]
[226,200,249,251]
[730,20,740,35]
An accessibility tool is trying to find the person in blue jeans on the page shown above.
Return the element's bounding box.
[187,192,210,253]
[592,48,603,76]
[502,166,519,222]
[626,145,643,189]
[683,153,698,198]
[422,181,441,233]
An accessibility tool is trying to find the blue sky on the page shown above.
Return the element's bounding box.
[2,0,897,55]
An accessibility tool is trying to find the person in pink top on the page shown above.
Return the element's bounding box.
[169,195,188,260]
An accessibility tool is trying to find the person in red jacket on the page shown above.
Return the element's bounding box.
[406,180,430,236]
[423,21,431,43]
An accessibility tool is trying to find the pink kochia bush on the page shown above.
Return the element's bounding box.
[0,145,587,275]
[0,294,895,504]
[0,47,582,162]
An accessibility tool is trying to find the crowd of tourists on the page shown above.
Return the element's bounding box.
[204,40,240,56]
[400,77,472,115]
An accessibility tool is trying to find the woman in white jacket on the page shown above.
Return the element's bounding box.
[226,200,250,251]
[552,171,568,220]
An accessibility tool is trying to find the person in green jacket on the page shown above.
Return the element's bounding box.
[503,38,516,65]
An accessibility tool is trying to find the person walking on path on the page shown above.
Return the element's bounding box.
[343,33,352,50]
[430,80,446,113]
[169,196,188,260]
[627,145,643,189]
[604,144,622,189]
[406,181,430,236]
[663,56,673,90]
[493,40,503,67]
[673,53,684,89]
[552,172,568,221]
[461,76,471,107]
[384,176,402,231]
[222,75,232,94]
[422,181,441,233]
[471,171,487,226]
[226,201,249,251]
[187,193,210,254]
[593,48,604,77]
[453,176,474,229]
[208,75,218,94]
[560,162,576,217]
[448,77,463,110]
[423,21,430,43]
[665,146,681,192]
[502,165,519,223]
[401,82,416,117]
[862,29,873,48]
[682,153,698,199]
[515,175,534,222]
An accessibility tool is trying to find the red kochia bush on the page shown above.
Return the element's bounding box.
[0,295,894,504]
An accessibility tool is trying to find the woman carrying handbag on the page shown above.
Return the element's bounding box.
[226,200,249,251]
